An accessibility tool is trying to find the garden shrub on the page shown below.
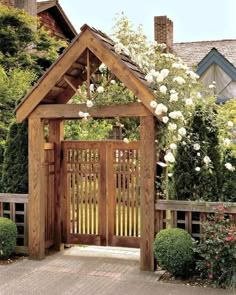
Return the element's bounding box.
[153,228,195,276]
[173,105,222,201]
[0,217,17,258]
[2,121,28,193]
[194,205,236,287]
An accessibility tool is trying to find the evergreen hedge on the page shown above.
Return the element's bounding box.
[1,121,28,193]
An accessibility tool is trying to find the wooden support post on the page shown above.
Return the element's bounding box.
[49,120,64,251]
[140,116,156,271]
[28,117,45,260]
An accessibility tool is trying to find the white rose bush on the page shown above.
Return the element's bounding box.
[68,13,235,201]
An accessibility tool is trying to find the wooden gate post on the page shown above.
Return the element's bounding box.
[48,119,64,250]
[28,117,45,259]
[140,116,156,271]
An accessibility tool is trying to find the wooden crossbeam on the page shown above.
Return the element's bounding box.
[31,102,152,119]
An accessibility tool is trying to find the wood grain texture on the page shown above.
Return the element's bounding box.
[16,31,89,123]
[48,120,64,250]
[28,117,45,260]
[30,102,151,119]
[140,116,156,271]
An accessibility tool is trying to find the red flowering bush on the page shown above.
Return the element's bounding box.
[194,205,236,287]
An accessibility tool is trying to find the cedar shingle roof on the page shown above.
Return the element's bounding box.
[173,40,236,68]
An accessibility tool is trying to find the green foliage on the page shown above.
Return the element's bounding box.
[64,119,113,140]
[0,4,65,75]
[0,217,17,258]
[221,151,236,202]
[2,121,28,193]
[194,205,236,287]
[173,105,222,201]
[153,228,195,276]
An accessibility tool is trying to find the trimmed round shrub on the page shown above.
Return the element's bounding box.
[0,217,17,258]
[154,228,195,276]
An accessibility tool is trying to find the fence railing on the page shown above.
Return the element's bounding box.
[155,200,236,239]
[0,193,28,254]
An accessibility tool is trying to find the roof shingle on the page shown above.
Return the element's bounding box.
[173,39,236,68]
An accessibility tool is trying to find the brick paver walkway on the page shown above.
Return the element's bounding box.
[0,246,233,295]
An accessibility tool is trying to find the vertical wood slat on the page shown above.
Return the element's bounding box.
[99,143,107,245]
[28,117,45,260]
[107,142,115,245]
[140,116,156,271]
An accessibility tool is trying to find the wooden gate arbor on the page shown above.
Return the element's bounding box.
[16,24,159,271]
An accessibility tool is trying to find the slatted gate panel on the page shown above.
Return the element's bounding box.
[108,142,140,248]
[63,142,106,245]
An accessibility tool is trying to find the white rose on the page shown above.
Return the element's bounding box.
[196,92,202,98]
[123,138,129,144]
[170,143,177,150]
[160,69,169,78]
[86,100,94,108]
[110,80,116,85]
[150,100,157,109]
[193,143,200,151]
[155,103,168,115]
[203,156,211,165]
[170,92,179,102]
[78,111,84,117]
[162,116,169,124]
[114,43,123,54]
[185,98,193,106]
[225,162,235,171]
[168,123,177,131]
[164,152,175,163]
[227,121,234,128]
[173,76,185,85]
[195,167,201,172]
[178,127,186,136]
[223,138,231,146]
[89,84,95,92]
[197,152,201,156]
[156,74,164,83]
[145,73,154,84]
[209,84,215,89]
[159,85,167,94]
[83,112,90,120]
[169,111,183,120]
[97,86,104,93]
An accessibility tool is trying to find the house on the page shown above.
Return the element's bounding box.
[0,0,77,42]
[154,16,236,102]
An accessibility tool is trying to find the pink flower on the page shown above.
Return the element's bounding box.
[215,256,219,260]
[225,235,234,242]
[208,273,214,279]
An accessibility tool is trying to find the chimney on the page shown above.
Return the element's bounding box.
[154,16,173,52]
[14,0,37,16]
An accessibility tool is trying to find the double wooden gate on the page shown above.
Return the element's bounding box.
[62,141,140,248]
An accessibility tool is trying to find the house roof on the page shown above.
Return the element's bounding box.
[173,39,236,68]
[16,24,155,122]
[37,0,77,41]
[197,48,236,80]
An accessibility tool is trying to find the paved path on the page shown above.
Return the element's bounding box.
[0,246,234,295]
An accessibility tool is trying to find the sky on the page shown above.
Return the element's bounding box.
[57,0,236,43]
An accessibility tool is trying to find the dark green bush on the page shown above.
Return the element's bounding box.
[154,228,195,276]
[2,121,28,193]
[0,217,17,258]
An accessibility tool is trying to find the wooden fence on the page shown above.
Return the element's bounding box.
[155,200,236,239]
[0,193,28,254]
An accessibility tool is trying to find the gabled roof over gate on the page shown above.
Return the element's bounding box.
[16,24,155,123]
